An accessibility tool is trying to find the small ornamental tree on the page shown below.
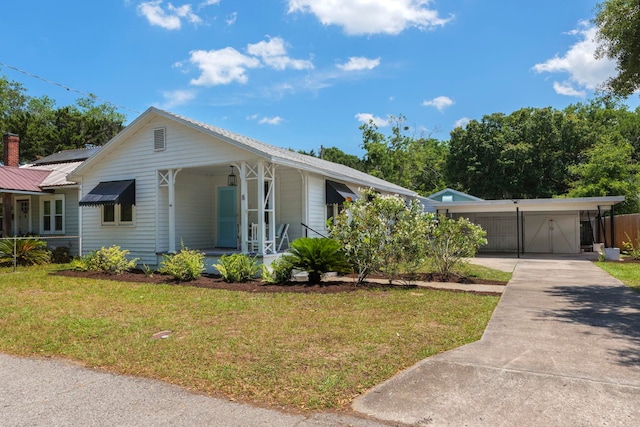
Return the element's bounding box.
[330,188,436,285]
[427,216,487,279]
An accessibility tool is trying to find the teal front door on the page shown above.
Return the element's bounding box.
[217,187,237,248]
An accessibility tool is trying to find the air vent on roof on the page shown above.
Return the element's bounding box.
[153,128,166,151]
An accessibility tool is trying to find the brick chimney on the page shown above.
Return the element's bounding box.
[3,133,19,167]
[2,133,19,237]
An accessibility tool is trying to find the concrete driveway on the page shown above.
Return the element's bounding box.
[353,256,640,426]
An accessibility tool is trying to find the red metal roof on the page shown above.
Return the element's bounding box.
[0,167,51,192]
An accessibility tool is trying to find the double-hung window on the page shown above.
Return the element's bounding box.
[41,195,65,234]
[102,204,134,226]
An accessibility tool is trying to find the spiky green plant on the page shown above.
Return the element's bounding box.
[283,238,350,285]
[0,238,51,266]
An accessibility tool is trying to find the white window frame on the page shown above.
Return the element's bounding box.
[101,204,135,226]
[40,195,65,234]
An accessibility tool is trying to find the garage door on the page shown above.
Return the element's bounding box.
[524,214,579,253]
[476,216,518,252]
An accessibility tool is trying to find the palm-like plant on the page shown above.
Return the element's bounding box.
[283,238,349,285]
[0,238,51,266]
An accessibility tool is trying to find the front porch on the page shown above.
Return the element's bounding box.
[156,159,297,258]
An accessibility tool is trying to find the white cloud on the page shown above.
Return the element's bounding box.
[258,116,284,125]
[189,47,261,86]
[337,56,381,71]
[422,96,454,111]
[454,117,470,128]
[138,1,202,30]
[158,89,197,109]
[355,113,388,127]
[553,81,586,97]
[288,0,452,35]
[246,37,314,70]
[225,12,237,25]
[200,0,220,5]
[247,114,284,125]
[532,22,616,97]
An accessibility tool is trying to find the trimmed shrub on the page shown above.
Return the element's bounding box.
[261,256,294,284]
[72,245,138,274]
[158,246,205,281]
[50,246,72,264]
[214,254,261,282]
[283,237,350,285]
[0,238,51,266]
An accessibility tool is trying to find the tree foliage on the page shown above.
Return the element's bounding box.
[446,107,593,199]
[0,74,126,163]
[359,116,447,195]
[594,0,640,97]
[329,189,436,284]
[568,134,640,213]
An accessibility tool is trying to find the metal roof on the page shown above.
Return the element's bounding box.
[0,167,51,192]
[435,196,625,213]
[32,146,101,165]
[71,107,417,197]
[25,161,84,187]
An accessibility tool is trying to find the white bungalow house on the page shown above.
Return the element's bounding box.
[69,107,418,268]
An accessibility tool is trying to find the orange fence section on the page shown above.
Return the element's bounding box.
[599,213,640,249]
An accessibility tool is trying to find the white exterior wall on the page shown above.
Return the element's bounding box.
[174,171,214,249]
[306,173,327,237]
[275,168,303,241]
[77,115,256,265]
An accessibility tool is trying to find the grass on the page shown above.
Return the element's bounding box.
[596,261,640,293]
[0,264,500,411]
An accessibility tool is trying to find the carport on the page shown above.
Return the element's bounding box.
[434,196,624,256]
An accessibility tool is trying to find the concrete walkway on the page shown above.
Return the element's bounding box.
[353,256,640,426]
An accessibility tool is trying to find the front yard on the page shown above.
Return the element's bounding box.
[596,260,640,293]
[0,265,500,411]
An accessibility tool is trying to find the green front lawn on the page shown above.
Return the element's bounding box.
[0,265,500,411]
[596,261,640,293]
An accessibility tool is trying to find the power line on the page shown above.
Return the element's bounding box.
[0,61,141,114]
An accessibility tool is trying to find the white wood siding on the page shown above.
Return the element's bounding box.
[78,116,259,265]
[275,168,303,241]
[306,173,327,237]
[175,171,214,249]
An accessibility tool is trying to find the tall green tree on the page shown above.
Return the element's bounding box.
[0,74,126,163]
[446,107,593,199]
[360,116,447,195]
[568,134,640,213]
[594,0,640,97]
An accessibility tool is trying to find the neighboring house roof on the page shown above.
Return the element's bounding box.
[32,147,101,165]
[0,147,96,193]
[70,107,417,197]
[25,161,85,188]
[0,167,52,193]
[428,188,484,202]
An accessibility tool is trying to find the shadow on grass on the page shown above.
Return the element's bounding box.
[543,284,640,366]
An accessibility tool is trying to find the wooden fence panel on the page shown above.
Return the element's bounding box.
[599,213,640,249]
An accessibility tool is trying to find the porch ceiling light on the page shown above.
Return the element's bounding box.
[227,166,237,187]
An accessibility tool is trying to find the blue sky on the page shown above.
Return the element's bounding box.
[0,0,630,156]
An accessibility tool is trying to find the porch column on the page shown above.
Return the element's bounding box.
[166,169,181,253]
[240,162,248,252]
[257,160,265,255]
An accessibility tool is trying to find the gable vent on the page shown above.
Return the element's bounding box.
[153,128,166,151]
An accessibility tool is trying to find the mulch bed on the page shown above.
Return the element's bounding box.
[53,269,507,294]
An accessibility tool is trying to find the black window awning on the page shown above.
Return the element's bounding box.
[79,179,136,206]
[326,180,357,205]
